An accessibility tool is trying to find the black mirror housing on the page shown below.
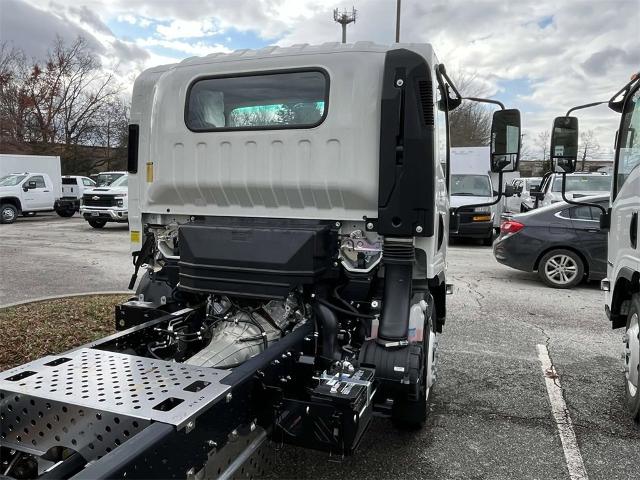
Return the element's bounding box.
[490,109,521,173]
[504,184,516,197]
[551,116,579,173]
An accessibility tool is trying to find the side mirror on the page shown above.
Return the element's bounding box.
[600,209,611,231]
[27,181,37,189]
[490,109,521,173]
[504,184,516,197]
[530,190,544,200]
[551,116,579,174]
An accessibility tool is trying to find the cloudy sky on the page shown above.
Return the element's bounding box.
[1,0,638,159]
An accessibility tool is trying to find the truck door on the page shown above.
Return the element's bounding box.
[23,175,53,209]
[570,202,608,277]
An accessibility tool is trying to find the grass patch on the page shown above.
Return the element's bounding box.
[0,294,129,371]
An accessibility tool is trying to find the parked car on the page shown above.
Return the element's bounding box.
[449,173,496,245]
[509,177,542,212]
[80,174,128,228]
[530,172,611,209]
[493,195,608,288]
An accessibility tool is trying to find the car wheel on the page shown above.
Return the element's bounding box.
[538,249,584,288]
[88,219,107,229]
[0,204,18,224]
[624,294,640,421]
[56,208,75,218]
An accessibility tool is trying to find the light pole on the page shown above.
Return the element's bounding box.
[395,0,401,42]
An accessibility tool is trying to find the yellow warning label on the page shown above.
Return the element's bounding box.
[131,230,141,243]
[146,162,154,183]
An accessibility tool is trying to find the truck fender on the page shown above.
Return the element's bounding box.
[610,267,640,329]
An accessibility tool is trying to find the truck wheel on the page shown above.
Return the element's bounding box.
[392,307,437,428]
[88,219,107,229]
[537,249,584,289]
[624,294,640,421]
[0,204,18,224]
[56,208,75,218]
[482,231,494,246]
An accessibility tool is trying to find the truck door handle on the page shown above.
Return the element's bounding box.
[631,212,638,249]
[43,190,50,192]
[586,228,599,233]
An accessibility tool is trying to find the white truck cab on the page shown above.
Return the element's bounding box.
[532,171,611,209]
[91,171,127,187]
[0,172,59,223]
[547,73,640,419]
[80,174,129,228]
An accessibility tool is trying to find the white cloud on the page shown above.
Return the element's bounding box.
[155,19,220,40]
[136,37,231,57]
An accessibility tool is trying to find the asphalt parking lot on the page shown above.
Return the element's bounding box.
[0,213,131,306]
[1,216,638,479]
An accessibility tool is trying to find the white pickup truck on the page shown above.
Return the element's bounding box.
[0,172,67,223]
[58,175,97,216]
[80,174,129,228]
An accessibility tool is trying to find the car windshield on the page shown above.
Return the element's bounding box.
[451,174,492,196]
[526,179,541,189]
[109,175,128,187]
[0,174,27,186]
[551,175,611,192]
[95,173,124,186]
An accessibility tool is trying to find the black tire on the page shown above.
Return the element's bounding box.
[22,211,36,217]
[88,219,107,229]
[482,231,494,246]
[56,208,75,218]
[0,204,18,224]
[392,299,437,428]
[624,294,640,421]
[537,249,584,289]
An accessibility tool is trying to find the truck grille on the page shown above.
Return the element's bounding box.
[83,194,116,207]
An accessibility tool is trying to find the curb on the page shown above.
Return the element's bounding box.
[0,291,132,310]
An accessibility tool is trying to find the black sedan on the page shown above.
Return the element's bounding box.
[493,196,608,288]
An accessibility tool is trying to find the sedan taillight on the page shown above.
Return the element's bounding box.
[501,220,524,234]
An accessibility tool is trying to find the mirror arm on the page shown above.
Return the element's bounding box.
[560,172,607,215]
[452,171,504,217]
[565,101,608,117]
[464,97,505,110]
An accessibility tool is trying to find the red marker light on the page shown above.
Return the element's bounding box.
[500,220,524,234]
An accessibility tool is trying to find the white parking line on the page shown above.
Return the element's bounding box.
[536,344,588,480]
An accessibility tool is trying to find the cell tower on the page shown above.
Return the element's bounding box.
[333,7,357,44]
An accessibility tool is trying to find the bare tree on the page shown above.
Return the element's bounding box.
[579,130,600,171]
[535,129,551,173]
[449,71,492,147]
[0,42,29,145]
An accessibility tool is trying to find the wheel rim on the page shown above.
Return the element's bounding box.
[544,254,578,285]
[2,207,15,222]
[625,313,639,397]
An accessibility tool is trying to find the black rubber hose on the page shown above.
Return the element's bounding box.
[316,297,376,319]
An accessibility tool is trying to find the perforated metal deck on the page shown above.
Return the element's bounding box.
[0,348,231,429]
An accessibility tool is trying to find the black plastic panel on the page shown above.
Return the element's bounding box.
[178,218,338,298]
[377,49,436,237]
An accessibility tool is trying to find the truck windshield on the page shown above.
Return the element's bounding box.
[451,174,492,196]
[0,174,27,186]
[551,175,611,192]
[110,175,128,187]
[95,173,124,186]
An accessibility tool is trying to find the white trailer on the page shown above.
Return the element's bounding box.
[0,154,62,199]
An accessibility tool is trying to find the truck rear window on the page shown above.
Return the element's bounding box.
[62,178,77,185]
[185,69,328,131]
